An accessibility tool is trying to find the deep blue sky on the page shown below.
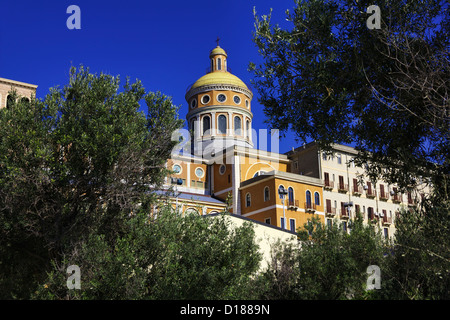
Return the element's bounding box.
[0,0,302,153]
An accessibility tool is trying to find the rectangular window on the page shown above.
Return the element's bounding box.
[337,154,342,164]
[327,219,332,228]
[368,207,374,220]
[265,218,271,225]
[353,178,359,191]
[289,219,296,232]
[339,175,345,189]
[280,217,285,229]
[384,228,389,239]
[326,199,332,213]
[342,221,347,232]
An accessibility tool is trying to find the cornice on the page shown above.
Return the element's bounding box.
[186,105,253,120]
[185,83,253,101]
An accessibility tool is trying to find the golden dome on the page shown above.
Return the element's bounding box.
[190,71,248,90]
[210,46,227,57]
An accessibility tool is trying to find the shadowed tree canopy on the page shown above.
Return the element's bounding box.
[0,66,184,298]
[250,0,449,193]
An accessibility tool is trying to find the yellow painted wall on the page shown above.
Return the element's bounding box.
[239,155,288,181]
[240,176,324,231]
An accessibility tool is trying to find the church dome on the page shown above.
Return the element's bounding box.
[190,71,248,90]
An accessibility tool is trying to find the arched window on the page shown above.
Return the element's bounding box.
[288,187,294,205]
[306,190,312,205]
[218,115,227,134]
[246,120,250,138]
[202,115,210,135]
[246,193,251,207]
[314,192,320,205]
[211,58,214,72]
[6,95,14,109]
[218,58,222,70]
[234,116,242,135]
[20,97,30,106]
[264,186,270,202]
[185,208,199,216]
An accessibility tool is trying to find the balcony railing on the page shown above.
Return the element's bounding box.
[338,183,349,193]
[325,207,336,217]
[340,209,350,219]
[380,192,389,201]
[288,199,299,209]
[366,189,376,198]
[408,198,416,206]
[305,202,317,212]
[393,194,402,203]
[352,185,363,195]
[324,180,334,190]
[382,216,392,225]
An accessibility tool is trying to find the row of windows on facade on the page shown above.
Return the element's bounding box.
[324,171,419,203]
[322,152,354,166]
[191,94,249,108]
[325,198,395,220]
[1,95,30,109]
[323,218,390,238]
[245,187,321,208]
[191,115,251,136]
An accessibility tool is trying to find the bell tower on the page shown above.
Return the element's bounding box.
[185,44,254,157]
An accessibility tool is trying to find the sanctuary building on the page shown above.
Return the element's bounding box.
[163,44,425,238]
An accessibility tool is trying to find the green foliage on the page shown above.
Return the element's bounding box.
[256,215,388,299]
[250,0,449,299]
[0,66,183,299]
[378,200,450,300]
[250,0,449,190]
[33,207,262,300]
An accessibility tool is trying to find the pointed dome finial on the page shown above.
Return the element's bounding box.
[216,36,220,47]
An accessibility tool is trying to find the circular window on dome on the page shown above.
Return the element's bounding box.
[233,95,241,104]
[173,164,182,174]
[195,167,204,178]
[217,94,227,103]
[219,164,226,175]
[201,95,210,104]
[190,98,197,109]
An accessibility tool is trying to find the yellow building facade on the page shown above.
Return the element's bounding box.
[164,45,325,232]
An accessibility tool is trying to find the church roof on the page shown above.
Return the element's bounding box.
[190,71,248,90]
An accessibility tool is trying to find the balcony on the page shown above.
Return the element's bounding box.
[304,202,317,213]
[393,194,402,203]
[325,207,336,217]
[382,216,392,226]
[366,189,376,199]
[352,185,363,196]
[380,192,389,201]
[288,199,299,210]
[407,197,417,207]
[324,180,334,190]
[340,209,350,220]
[338,183,349,193]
